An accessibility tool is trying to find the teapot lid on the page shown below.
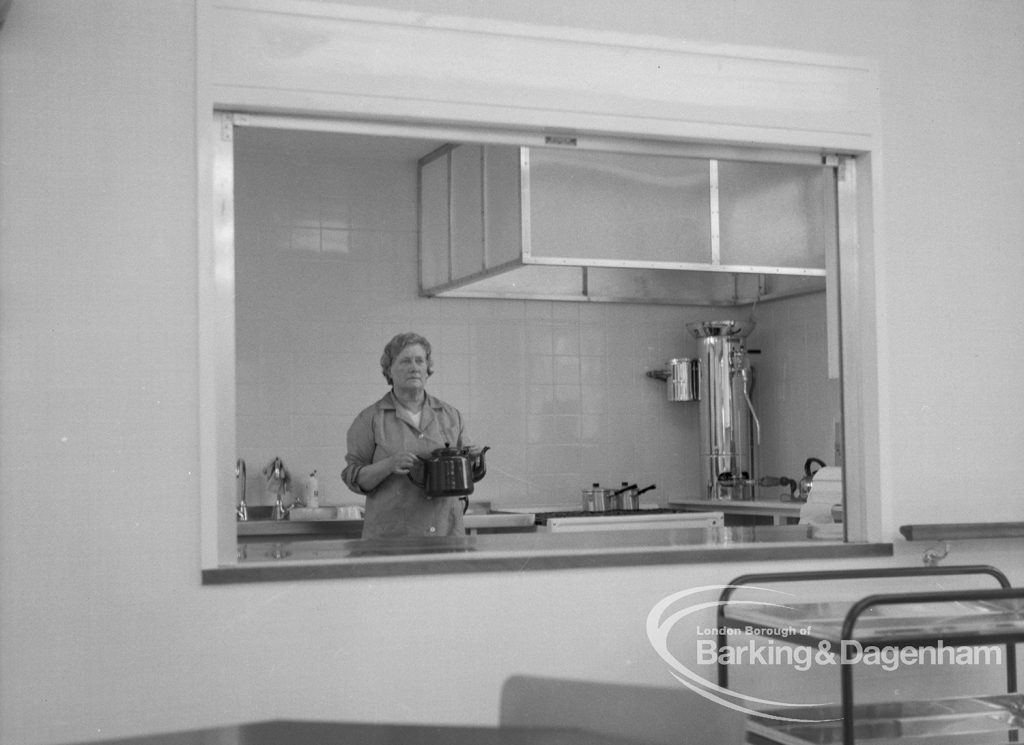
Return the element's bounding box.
[434,442,463,456]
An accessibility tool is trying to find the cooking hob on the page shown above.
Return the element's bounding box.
[533,508,690,525]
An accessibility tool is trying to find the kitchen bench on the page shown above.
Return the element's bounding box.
[212,524,892,584]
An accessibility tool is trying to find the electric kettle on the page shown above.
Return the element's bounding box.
[797,457,827,501]
[408,443,490,498]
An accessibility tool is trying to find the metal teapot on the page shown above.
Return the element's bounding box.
[408,443,491,498]
[797,457,827,501]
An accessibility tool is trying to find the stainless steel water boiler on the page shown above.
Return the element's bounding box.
[688,320,761,501]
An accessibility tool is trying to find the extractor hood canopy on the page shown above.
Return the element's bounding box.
[418,138,839,306]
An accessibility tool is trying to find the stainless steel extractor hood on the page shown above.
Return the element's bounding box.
[418,140,836,306]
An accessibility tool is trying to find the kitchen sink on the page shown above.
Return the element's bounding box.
[238,505,280,521]
[237,536,477,562]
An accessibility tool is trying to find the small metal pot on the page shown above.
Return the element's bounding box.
[608,483,637,511]
[582,484,614,512]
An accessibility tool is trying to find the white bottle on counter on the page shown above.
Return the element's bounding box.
[306,470,319,509]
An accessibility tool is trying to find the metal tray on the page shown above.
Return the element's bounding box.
[746,693,1024,745]
[724,598,1024,644]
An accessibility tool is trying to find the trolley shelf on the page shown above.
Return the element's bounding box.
[747,693,1024,745]
[716,566,1022,745]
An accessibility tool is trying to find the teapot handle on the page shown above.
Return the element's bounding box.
[407,456,427,488]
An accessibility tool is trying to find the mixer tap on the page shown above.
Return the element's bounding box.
[263,457,291,520]
[235,458,248,521]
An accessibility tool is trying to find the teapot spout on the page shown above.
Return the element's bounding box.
[472,446,491,482]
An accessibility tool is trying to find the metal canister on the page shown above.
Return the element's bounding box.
[667,358,699,402]
[581,483,598,512]
[587,484,614,511]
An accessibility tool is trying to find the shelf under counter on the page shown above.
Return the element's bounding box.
[669,499,802,526]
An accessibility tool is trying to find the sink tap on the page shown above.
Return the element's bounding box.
[235,458,248,521]
[264,457,291,520]
[271,495,287,521]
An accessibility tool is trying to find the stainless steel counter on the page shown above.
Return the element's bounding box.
[207,525,892,584]
[669,499,802,525]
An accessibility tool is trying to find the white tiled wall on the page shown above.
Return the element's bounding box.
[751,293,843,489]
[233,129,834,510]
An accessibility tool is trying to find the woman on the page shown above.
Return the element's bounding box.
[342,332,476,539]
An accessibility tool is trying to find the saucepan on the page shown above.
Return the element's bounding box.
[584,483,657,511]
[607,483,637,511]
[608,483,657,510]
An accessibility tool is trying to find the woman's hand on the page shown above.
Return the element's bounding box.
[349,452,419,493]
[390,451,421,475]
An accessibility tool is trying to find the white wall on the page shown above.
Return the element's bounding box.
[2,2,1022,744]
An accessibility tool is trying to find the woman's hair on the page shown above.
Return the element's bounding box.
[380,332,434,384]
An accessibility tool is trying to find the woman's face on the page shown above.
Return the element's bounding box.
[390,343,429,392]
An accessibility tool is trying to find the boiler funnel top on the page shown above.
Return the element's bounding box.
[687,319,756,339]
